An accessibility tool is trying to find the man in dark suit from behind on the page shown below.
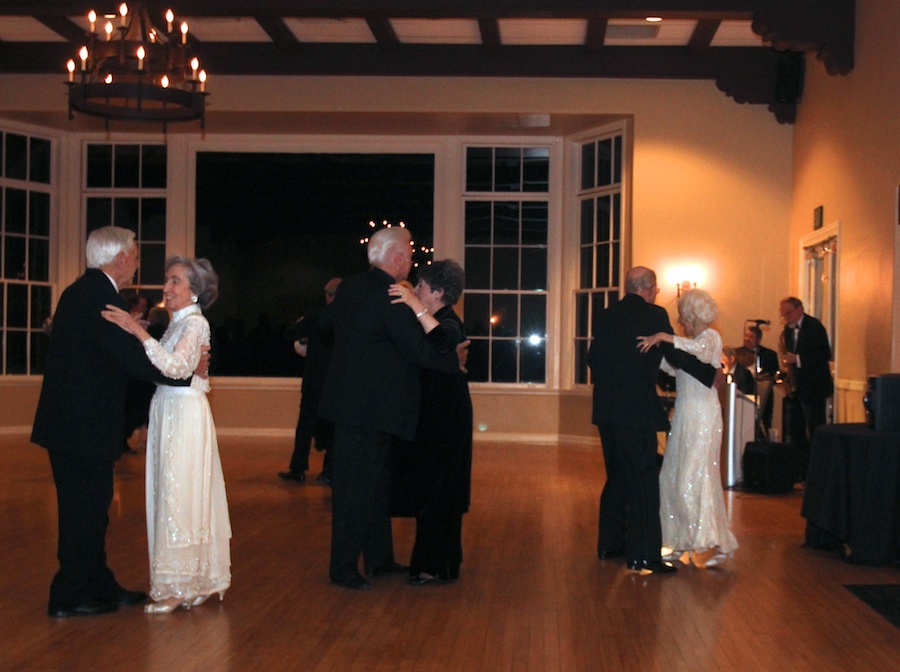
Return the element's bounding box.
[318,227,460,590]
[588,266,720,575]
[32,226,200,618]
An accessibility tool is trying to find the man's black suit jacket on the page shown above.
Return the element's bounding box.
[783,314,833,403]
[588,293,717,431]
[318,267,459,442]
[735,344,779,377]
[31,269,186,462]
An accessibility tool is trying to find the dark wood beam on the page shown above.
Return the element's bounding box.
[253,13,300,48]
[32,14,84,43]
[585,18,608,53]
[688,19,720,53]
[478,18,501,50]
[365,17,400,50]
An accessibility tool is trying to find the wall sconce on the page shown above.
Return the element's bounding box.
[665,264,705,298]
[677,279,696,297]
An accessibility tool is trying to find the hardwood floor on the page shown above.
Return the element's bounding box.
[1,434,897,671]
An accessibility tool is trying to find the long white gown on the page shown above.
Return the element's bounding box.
[659,328,738,557]
[142,304,231,602]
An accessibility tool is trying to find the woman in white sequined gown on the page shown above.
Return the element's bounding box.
[638,289,738,568]
[102,256,231,612]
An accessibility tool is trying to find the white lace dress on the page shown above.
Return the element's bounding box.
[142,304,231,602]
[659,328,738,557]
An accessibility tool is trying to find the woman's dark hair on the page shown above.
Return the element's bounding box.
[165,255,219,309]
[418,259,465,306]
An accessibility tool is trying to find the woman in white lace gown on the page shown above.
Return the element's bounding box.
[102,256,231,612]
[637,289,738,568]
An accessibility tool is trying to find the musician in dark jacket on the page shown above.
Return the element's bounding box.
[31,226,199,618]
[389,260,472,585]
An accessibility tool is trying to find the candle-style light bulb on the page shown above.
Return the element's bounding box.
[136,46,145,70]
[79,46,89,70]
[181,21,188,44]
[66,59,75,82]
[119,3,128,27]
[190,57,199,78]
[166,9,174,33]
[105,73,113,84]
[88,10,97,34]
[161,75,170,88]
[198,69,207,92]
[105,21,113,41]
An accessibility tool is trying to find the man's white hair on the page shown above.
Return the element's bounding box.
[85,226,135,269]
[367,227,411,267]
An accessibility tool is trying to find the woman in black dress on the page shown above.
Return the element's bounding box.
[389,260,472,585]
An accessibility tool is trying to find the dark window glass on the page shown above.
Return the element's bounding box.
[491,340,517,382]
[141,145,167,188]
[5,188,26,234]
[581,142,595,190]
[30,331,48,374]
[86,145,113,188]
[141,198,166,240]
[596,242,611,288]
[522,147,549,192]
[611,241,621,283]
[114,145,141,188]
[597,196,611,242]
[491,294,518,338]
[464,247,490,289]
[580,199,593,245]
[521,202,547,246]
[521,294,546,337]
[493,201,519,245]
[86,197,113,232]
[4,237,25,280]
[140,243,166,285]
[613,136,622,184]
[29,191,50,236]
[598,138,612,186]
[613,193,621,240]
[29,137,51,184]
[6,330,26,374]
[575,292,589,338]
[467,339,489,382]
[520,339,545,383]
[7,282,27,327]
[5,134,27,181]
[492,248,519,290]
[465,147,492,192]
[464,201,491,244]
[494,147,521,192]
[462,293,490,337]
[521,248,547,291]
[580,247,593,289]
[113,197,139,232]
[575,340,589,385]
[28,239,49,282]
[30,285,51,329]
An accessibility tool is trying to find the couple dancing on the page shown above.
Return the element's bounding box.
[589,266,737,575]
[33,226,230,616]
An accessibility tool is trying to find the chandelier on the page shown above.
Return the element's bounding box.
[65,4,208,128]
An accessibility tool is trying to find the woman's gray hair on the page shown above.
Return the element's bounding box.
[166,255,219,309]
[677,288,718,333]
[367,227,411,267]
[85,226,135,269]
[417,259,465,306]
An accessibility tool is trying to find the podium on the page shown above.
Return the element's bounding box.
[720,383,755,487]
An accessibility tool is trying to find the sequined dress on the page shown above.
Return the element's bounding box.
[142,304,231,602]
[659,328,738,556]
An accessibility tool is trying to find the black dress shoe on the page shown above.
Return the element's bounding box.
[626,559,678,575]
[115,588,148,606]
[366,562,409,578]
[408,574,451,586]
[598,549,624,560]
[330,574,372,590]
[278,471,305,482]
[48,599,118,618]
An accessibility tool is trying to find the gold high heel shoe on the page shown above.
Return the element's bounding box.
[144,597,191,614]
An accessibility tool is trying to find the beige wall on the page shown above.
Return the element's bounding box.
[789,0,900,422]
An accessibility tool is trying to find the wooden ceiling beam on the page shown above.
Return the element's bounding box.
[688,19,721,53]
[365,17,400,50]
[585,18,608,53]
[253,13,300,48]
[478,18,501,50]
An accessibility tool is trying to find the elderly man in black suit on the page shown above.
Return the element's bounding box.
[319,227,460,590]
[32,226,202,618]
[588,267,721,575]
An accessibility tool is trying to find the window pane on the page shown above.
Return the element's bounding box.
[30,285,51,329]
[141,145,167,188]
[580,199,593,245]
[492,248,519,290]
[141,198,166,240]
[6,331,26,374]
[86,197,112,232]
[7,283,27,326]
[575,292,589,338]
[575,340,589,385]
[465,201,491,244]
[30,191,50,236]
[5,133,27,181]
[464,247,490,290]
[520,339,545,383]
[491,340,518,382]
[521,294,546,337]
[580,247,593,289]
[467,339,489,382]
[29,137,51,184]
[521,202,547,245]
[613,135,622,184]
[5,188,26,234]
[139,242,166,285]
[597,196,611,242]
[492,294,518,337]
[522,147,549,192]
[462,292,490,337]
[4,237,25,280]
[465,147,492,192]
[493,201,519,245]
[494,147,521,192]
[28,239,49,281]
[611,241,621,285]
[598,138,612,186]
[612,193,621,240]
[113,197,139,232]
[581,142,595,190]
[114,145,141,188]
[596,242,611,288]
[521,248,547,291]
[86,145,113,188]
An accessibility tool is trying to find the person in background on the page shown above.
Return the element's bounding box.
[722,345,754,395]
[102,256,231,614]
[734,325,780,434]
[279,277,342,484]
[388,260,473,585]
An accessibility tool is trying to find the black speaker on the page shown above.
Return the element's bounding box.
[864,374,900,431]
[775,52,805,104]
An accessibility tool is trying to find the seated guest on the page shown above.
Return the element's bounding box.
[722,346,754,395]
